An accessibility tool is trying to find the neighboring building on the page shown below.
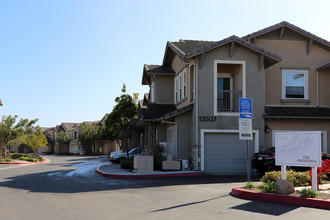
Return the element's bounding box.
[139,21,330,175]
[47,114,120,155]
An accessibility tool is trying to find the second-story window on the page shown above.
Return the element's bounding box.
[175,68,187,103]
[282,69,308,99]
[175,77,178,103]
[183,69,187,98]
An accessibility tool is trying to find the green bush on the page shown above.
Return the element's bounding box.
[260,170,326,187]
[19,157,39,162]
[299,188,319,198]
[10,153,24,159]
[260,171,281,184]
[258,181,277,193]
[120,159,133,170]
[286,170,310,187]
[246,181,256,189]
[0,158,14,162]
[319,173,328,184]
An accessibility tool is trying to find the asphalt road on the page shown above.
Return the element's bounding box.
[0,156,329,220]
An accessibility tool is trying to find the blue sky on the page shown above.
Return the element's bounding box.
[1,0,329,127]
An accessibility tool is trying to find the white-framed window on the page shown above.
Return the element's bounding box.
[183,69,187,99]
[150,82,155,102]
[282,69,308,99]
[175,68,187,103]
[175,77,178,103]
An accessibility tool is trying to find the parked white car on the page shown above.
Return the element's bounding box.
[109,147,142,163]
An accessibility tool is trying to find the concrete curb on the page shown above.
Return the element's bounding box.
[230,186,330,210]
[95,166,201,178]
[0,158,50,165]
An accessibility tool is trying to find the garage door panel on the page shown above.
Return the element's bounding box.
[204,133,254,175]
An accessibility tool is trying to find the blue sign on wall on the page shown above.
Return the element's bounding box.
[239,98,253,119]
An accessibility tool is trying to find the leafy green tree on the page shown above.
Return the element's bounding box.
[0,115,38,158]
[57,131,72,144]
[104,84,138,154]
[78,124,100,151]
[24,129,48,155]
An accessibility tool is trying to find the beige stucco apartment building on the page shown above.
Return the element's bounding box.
[139,21,330,175]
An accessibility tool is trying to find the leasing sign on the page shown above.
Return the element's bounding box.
[275,131,322,167]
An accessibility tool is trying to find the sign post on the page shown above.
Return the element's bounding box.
[239,98,253,182]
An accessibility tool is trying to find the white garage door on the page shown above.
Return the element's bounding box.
[204,133,254,175]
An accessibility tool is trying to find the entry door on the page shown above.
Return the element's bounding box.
[167,125,177,160]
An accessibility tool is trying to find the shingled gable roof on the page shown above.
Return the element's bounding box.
[142,64,175,85]
[166,35,281,68]
[242,21,330,50]
[138,103,176,121]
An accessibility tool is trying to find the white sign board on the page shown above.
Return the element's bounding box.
[275,131,322,167]
[239,118,253,140]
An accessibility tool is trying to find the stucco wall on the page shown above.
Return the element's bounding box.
[255,39,330,106]
[176,111,192,160]
[196,44,266,145]
[155,75,174,104]
[264,119,330,153]
[319,69,330,106]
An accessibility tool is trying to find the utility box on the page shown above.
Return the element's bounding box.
[181,159,189,170]
[162,161,181,171]
[134,156,154,172]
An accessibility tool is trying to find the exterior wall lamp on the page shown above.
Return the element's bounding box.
[265,124,270,133]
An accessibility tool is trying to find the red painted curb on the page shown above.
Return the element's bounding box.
[230,186,330,210]
[95,166,201,178]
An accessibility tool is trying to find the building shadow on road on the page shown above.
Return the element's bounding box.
[230,200,299,216]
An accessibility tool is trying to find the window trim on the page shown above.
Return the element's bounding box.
[213,60,246,116]
[282,69,308,100]
[175,68,187,104]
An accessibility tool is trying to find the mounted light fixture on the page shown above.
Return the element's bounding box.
[265,124,270,133]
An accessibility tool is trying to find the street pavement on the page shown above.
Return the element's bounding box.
[0,155,329,220]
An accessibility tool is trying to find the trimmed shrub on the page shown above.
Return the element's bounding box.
[0,158,14,162]
[10,153,24,159]
[299,188,319,198]
[246,181,256,189]
[19,157,39,162]
[286,170,310,187]
[319,173,328,184]
[259,181,277,193]
[260,171,281,184]
[120,159,133,170]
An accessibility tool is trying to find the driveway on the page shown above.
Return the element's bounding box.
[0,156,328,219]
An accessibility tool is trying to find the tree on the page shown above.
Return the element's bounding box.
[57,131,72,144]
[78,124,100,151]
[104,84,138,153]
[0,115,38,158]
[24,129,48,155]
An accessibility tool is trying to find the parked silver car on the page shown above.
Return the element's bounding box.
[109,147,142,163]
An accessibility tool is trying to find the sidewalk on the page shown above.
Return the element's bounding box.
[95,163,201,178]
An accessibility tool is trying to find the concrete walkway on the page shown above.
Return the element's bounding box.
[96,163,201,178]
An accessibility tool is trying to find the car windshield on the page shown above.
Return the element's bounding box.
[129,147,141,154]
[260,147,275,154]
